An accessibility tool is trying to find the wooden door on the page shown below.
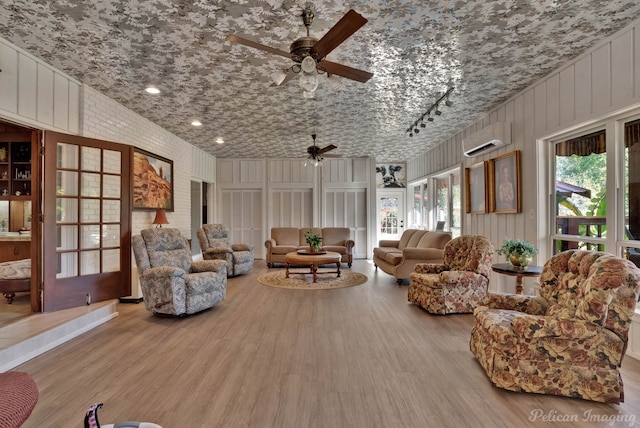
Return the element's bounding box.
[42,132,132,311]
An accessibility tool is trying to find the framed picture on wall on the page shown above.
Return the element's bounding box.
[489,150,521,213]
[132,148,174,211]
[465,161,488,213]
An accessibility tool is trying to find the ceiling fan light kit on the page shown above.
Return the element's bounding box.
[305,133,338,167]
[407,86,455,138]
[227,8,373,97]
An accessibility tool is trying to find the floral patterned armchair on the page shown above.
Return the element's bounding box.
[197,224,254,277]
[408,235,495,314]
[470,250,640,403]
[132,228,227,316]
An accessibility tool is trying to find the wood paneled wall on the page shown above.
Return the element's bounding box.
[0,38,80,134]
[407,19,640,294]
[217,157,374,259]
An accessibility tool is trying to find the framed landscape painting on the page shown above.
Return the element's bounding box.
[465,161,488,213]
[132,148,174,211]
[489,150,521,213]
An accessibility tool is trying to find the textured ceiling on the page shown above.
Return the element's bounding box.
[1,1,639,162]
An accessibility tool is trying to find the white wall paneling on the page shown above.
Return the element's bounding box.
[191,146,216,182]
[324,188,368,259]
[270,189,313,228]
[17,54,37,120]
[221,157,374,259]
[406,19,640,297]
[0,41,18,113]
[220,189,264,259]
[36,63,54,125]
[0,36,80,134]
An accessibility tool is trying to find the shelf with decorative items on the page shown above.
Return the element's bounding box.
[0,141,32,199]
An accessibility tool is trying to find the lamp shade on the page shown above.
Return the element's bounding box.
[153,209,169,227]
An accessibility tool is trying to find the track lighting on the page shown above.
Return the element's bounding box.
[406,86,454,137]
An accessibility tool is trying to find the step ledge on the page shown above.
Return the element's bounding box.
[0,300,118,372]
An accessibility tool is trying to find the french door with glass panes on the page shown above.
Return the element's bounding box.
[42,132,131,311]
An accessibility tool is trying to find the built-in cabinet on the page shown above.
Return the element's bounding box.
[0,134,34,234]
[0,238,30,263]
[0,140,32,198]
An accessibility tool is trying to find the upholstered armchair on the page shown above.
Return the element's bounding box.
[197,224,254,277]
[408,235,495,314]
[470,250,640,403]
[132,228,227,316]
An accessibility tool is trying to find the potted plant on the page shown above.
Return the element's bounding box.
[304,229,323,253]
[497,238,538,268]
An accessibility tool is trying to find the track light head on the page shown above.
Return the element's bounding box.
[435,107,442,116]
[445,97,453,107]
[420,121,426,128]
[427,115,434,122]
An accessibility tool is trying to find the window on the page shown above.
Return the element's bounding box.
[553,129,607,253]
[550,111,640,269]
[410,182,429,230]
[433,167,461,237]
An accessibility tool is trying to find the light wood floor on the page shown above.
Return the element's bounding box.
[15,260,640,428]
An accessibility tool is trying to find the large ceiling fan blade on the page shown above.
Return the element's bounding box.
[312,9,367,59]
[227,35,292,59]
[318,144,337,154]
[321,60,373,83]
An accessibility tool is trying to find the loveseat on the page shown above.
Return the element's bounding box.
[265,227,355,267]
[373,229,452,284]
[470,250,640,403]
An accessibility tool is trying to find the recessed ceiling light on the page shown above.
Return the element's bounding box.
[145,86,160,94]
[216,138,224,144]
[191,120,202,126]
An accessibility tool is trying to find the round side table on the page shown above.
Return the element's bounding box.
[491,263,542,294]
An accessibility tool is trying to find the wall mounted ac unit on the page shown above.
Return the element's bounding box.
[462,122,512,157]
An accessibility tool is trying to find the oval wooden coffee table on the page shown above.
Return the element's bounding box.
[285,251,341,283]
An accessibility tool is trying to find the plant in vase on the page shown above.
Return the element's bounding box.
[304,229,323,253]
[497,238,538,268]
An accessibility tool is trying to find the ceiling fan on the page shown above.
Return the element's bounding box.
[227,8,373,89]
[305,134,338,166]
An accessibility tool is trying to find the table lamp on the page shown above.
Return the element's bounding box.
[152,209,169,228]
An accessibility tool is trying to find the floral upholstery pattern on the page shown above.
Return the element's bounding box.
[133,228,227,316]
[197,224,254,277]
[470,250,640,403]
[408,235,495,314]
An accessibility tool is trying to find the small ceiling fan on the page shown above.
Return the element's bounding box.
[227,8,373,88]
[305,134,338,166]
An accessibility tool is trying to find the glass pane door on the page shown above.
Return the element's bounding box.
[43,132,131,311]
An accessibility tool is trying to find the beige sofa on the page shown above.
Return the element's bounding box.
[265,227,355,267]
[373,229,452,284]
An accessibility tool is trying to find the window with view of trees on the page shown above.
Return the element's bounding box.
[551,115,640,270]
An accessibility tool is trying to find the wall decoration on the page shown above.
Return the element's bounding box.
[489,150,521,213]
[376,163,406,188]
[132,148,174,211]
[465,161,488,213]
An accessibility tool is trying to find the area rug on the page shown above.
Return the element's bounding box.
[258,270,368,290]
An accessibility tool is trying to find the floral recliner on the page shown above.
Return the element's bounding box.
[408,235,495,314]
[132,228,227,316]
[470,250,640,403]
[197,224,254,277]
